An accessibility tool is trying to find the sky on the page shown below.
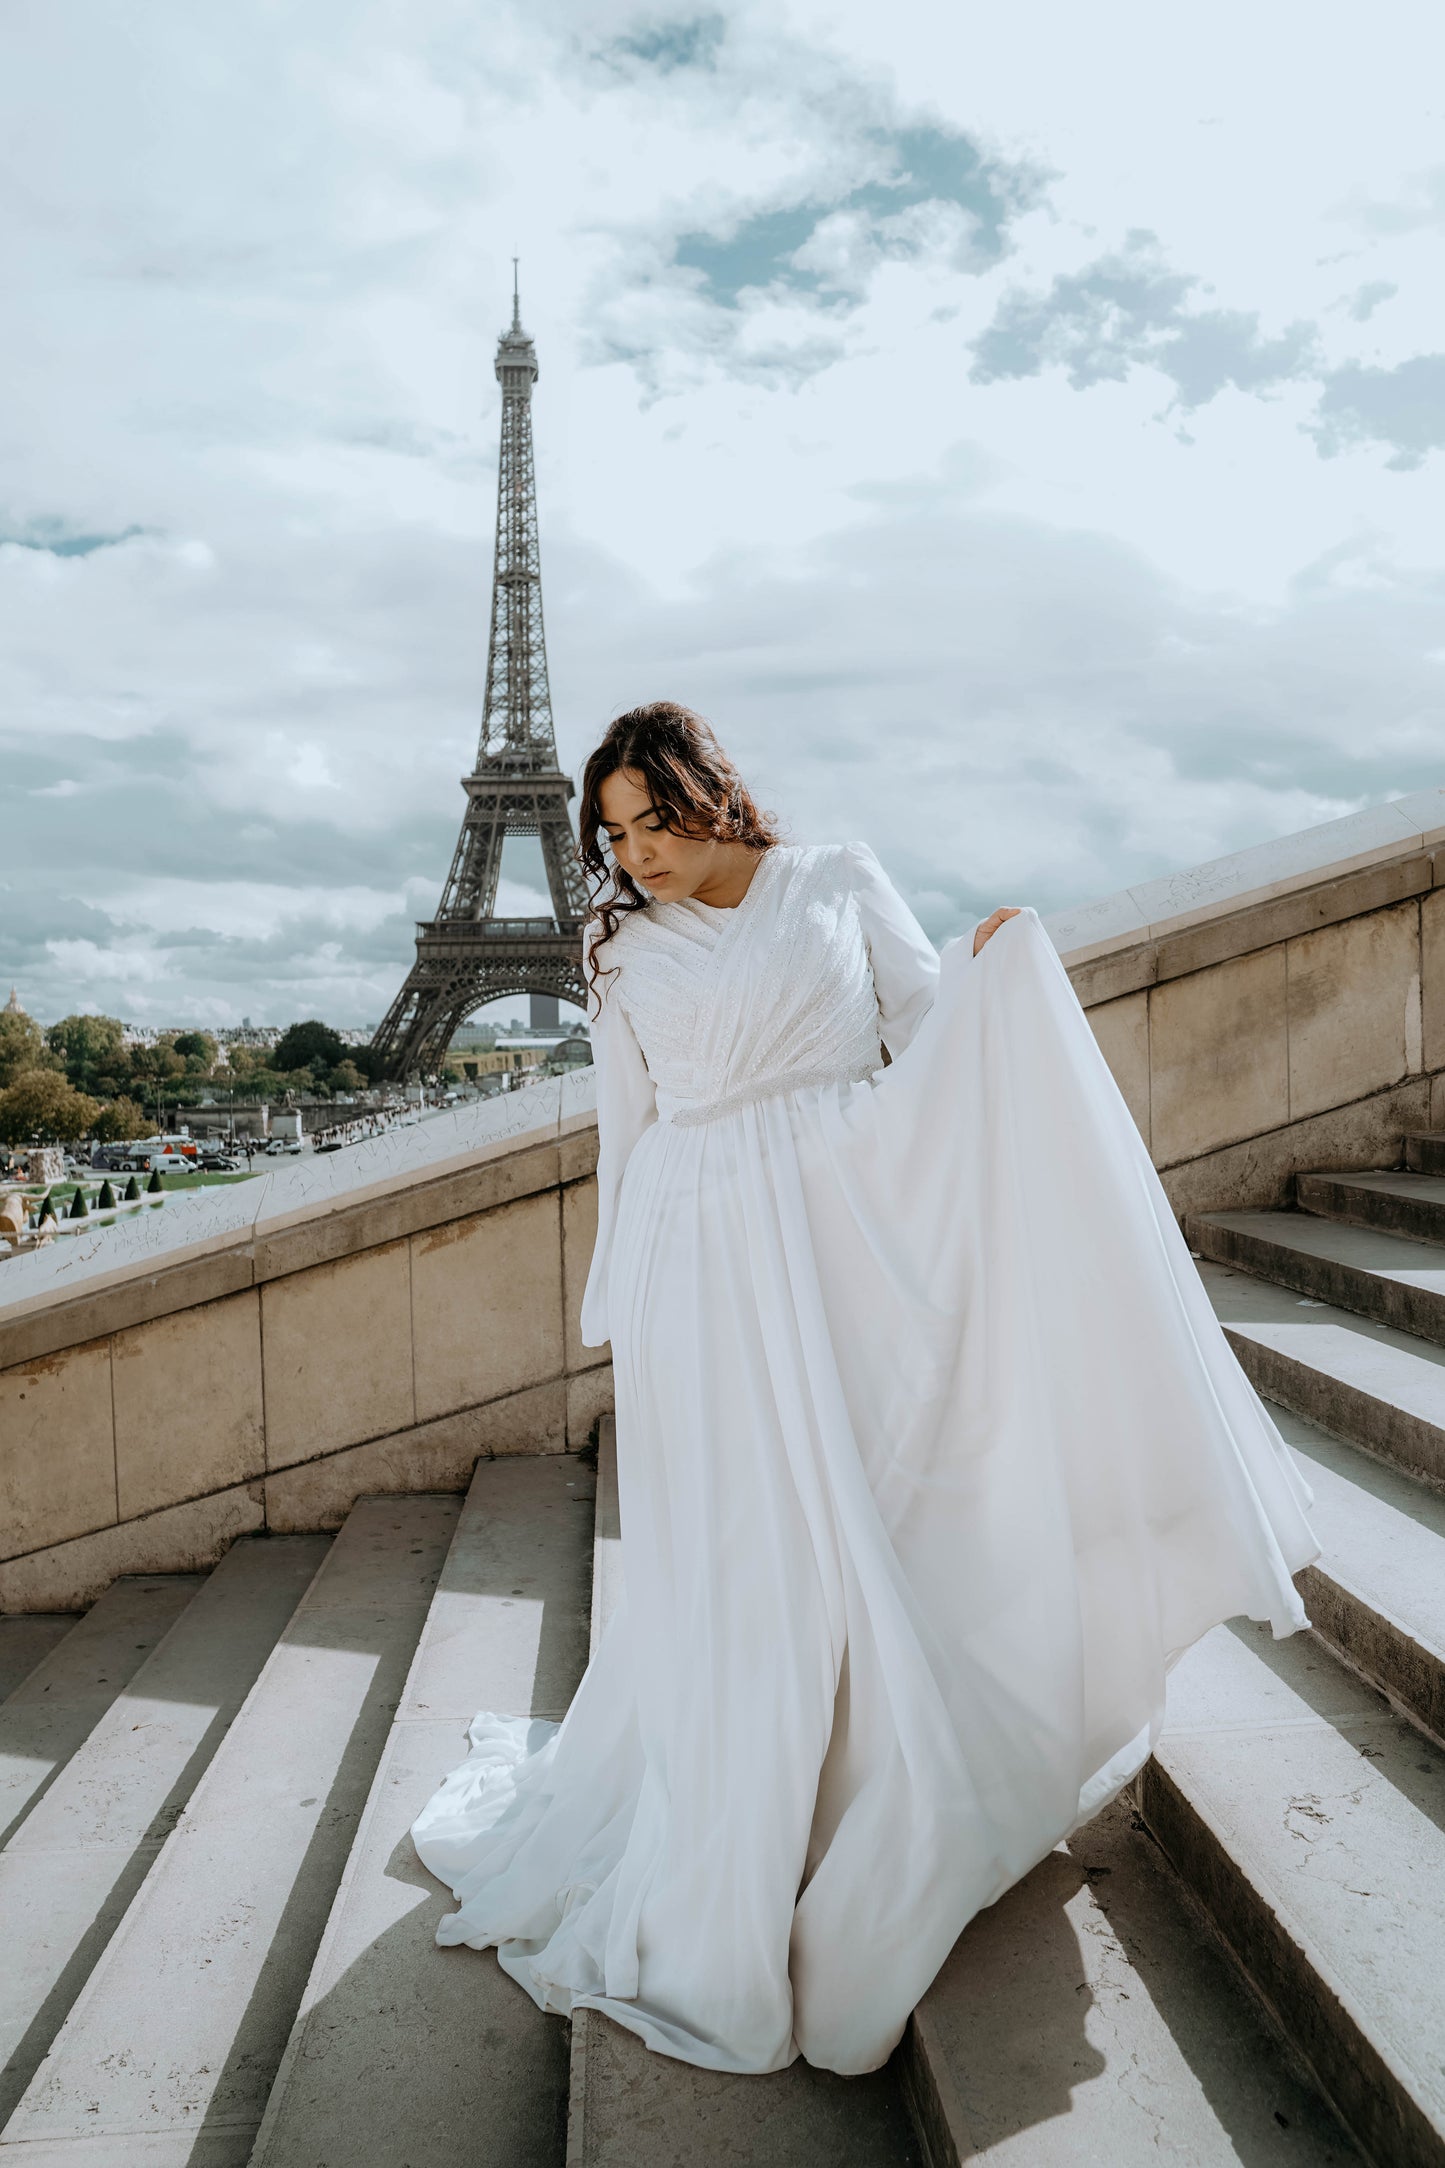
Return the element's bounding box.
[3,0,1444,1028]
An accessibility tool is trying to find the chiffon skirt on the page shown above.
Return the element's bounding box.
[410,908,1318,2074]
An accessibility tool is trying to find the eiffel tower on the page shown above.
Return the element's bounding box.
[370,270,588,1079]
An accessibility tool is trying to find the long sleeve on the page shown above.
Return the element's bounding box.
[579,946,657,1349]
[844,840,942,1058]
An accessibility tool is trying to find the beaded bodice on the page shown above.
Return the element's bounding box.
[605,844,884,1124]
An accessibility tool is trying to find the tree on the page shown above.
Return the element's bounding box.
[46,1014,126,1094]
[330,1060,365,1094]
[0,1009,53,1089]
[273,1020,345,1073]
[172,1031,217,1075]
[0,1068,100,1144]
[91,1095,149,1143]
[131,1042,186,1083]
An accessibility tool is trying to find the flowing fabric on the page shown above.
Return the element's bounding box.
[410,840,1318,2076]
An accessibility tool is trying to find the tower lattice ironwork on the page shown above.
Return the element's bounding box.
[370,272,588,1078]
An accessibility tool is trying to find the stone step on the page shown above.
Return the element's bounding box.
[0,1493,460,2167]
[1297,1168,1445,1246]
[1280,1412,1445,1746]
[0,1535,329,2127]
[900,1793,1358,2168]
[0,1620,76,1708]
[1198,1258,1445,1489]
[1403,1133,1445,1177]
[250,1454,594,2168]
[1185,1207,1445,1349]
[0,1576,203,1851]
[1138,1618,1445,2168]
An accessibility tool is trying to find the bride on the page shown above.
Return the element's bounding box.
[410,700,1319,2076]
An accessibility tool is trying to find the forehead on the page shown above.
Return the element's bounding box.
[597,767,656,824]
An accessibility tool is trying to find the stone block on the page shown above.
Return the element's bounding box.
[1148,945,1289,1166]
[567,1362,614,1450]
[1286,901,1421,1122]
[562,1176,602,1372]
[262,1238,414,1468]
[262,1380,569,1531]
[1422,887,1445,1075]
[1154,851,1432,988]
[0,1341,115,1559]
[1085,989,1150,1149]
[558,1124,600,1185]
[0,1483,265,1614]
[252,1141,560,1284]
[0,1245,256,1376]
[1158,1077,1428,1217]
[410,1190,563,1424]
[112,1289,265,1520]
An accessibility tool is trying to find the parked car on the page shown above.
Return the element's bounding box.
[199,1152,243,1172]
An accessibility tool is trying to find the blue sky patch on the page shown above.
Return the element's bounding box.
[1,519,144,557]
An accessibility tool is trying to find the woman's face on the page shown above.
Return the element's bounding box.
[597,767,720,902]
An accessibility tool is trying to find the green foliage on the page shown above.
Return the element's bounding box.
[0,1009,57,1089]
[123,1175,141,1201]
[98,1179,117,1209]
[68,1185,89,1219]
[37,1189,56,1223]
[45,1014,125,1093]
[329,1060,365,1094]
[273,1020,345,1073]
[0,1068,101,1144]
[91,1095,149,1143]
[171,1031,217,1071]
[132,1042,186,1082]
[146,1167,163,1194]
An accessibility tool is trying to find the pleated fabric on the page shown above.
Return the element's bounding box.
[410,842,1318,2075]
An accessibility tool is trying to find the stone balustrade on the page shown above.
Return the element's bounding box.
[5,782,1445,1612]
[0,1075,607,1610]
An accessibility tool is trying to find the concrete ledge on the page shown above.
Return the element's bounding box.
[1047,787,1445,970]
[1065,848,1438,1006]
[0,1137,570,1371]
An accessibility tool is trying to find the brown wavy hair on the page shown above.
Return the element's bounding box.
[578,701,780,1002]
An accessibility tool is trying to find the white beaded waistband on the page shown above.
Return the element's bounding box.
[662,1062,878,1128]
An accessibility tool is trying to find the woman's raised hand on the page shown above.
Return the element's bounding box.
[973,906,1024,957]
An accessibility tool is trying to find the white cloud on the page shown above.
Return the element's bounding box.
[1,0,1443,1028]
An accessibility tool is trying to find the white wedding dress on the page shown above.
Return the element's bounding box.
[410,840,1319,2076]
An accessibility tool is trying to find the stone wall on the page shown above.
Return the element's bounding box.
[0,1079,608,1611]
[1052,805,1445,1215]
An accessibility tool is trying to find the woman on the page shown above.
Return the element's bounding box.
[411,701,1318,2076]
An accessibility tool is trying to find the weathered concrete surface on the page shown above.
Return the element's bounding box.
[1186,1208,1445,1347]
[0,1620,74,1707]
[249,1454,594,2168]
[0,1495,458,2164]
[0,1577,201,1850]
[902,1796,1356,2167]
[1270,1410,1445,1744]
[568,2010,921,2168]
[0,1534,328,2123]
[1142,1619,1445,2168]
[1297,1168,1445,1247]
[1200,1259,1445,1488]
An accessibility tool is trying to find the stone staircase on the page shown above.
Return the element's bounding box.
[2,1152,1445,2163]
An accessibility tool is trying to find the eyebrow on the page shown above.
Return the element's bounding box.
[603,805,666,827]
